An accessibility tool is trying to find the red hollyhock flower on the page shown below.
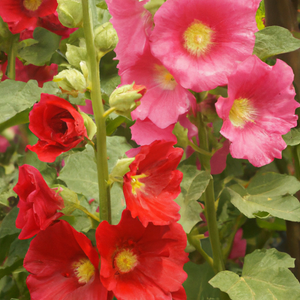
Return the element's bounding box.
[123,140,183,227]
[27,94,88,163]
[0,0,58,34]
[24,220,112,300]
[13,164,64,239]
[96,210,188,300]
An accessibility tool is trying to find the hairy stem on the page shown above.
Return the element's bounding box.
[82,0,111,223]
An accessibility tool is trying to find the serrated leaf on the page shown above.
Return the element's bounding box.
[210,249,300,300]
[183,262,220,300]
[18,27,61,66]
[101,74,120,97]
[253,26,300,60]
[228,173,300,221]
[175,165,211,233]
[283,128,300,146]
[0,207,20,239]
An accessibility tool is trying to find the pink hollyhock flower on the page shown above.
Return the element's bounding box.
[228,228,247,261]
[0,0,58,34]
[123,140,183,227]
[131,118,176,146]
[106,0,153,71]
[27,94,88,163]
[24,220,112,300]
[96,209,188,300]
[215,55,299,167]
[78,99,94,115]
[123,49,195,129]
[13,164,64,239]
[150,0,261,92]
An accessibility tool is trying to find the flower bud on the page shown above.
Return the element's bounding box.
[94,22,118,56]
[53,69,87,96]
[108,158,135,185]
[57,0,83,28]
[80,111,97,140]
[109,83,146,118]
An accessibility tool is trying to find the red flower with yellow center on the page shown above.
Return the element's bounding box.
[24,220,112,300]
[96,209,188,300]
[0,0,58,34]
[123,140,183,227]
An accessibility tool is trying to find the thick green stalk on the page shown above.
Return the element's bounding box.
[7,34,19,80]
[82,0,111,223]
[196,112,225,273]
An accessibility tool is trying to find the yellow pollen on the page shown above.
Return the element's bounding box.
[114,249,138,273]
[131,174,147,195]
[183,20,214,57]
[72,258,95,284]
[154,65,177,90]
[23,0,43,11]
[229,98,257,128]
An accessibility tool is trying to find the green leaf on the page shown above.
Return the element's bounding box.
[58,137,131,221]
[101,74,120,97]
[283,128,300,146]
[228,172,300,221]
[175,165,211,233]
[106,116,127,136]
[0,80,41,124]
[0,170,18,207]
[0,207,20,239]
[210,249,300,300]
[253,26,300,60]
[183,262,220,300]
[18,27,61,66]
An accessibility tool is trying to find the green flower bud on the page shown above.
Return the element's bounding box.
[109,83,146,118]
[109,158,135,185]
[57,0,83,28]
[80,111,97,140]
[94,22,118,56]
[53,69,87,96]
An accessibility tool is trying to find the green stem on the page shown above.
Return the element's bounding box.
[82,0,111,223]
[103,107,116,118]
[7,34,19,80]
[187,233,214,270]
[196,112,225,273]
[187,140,212,157]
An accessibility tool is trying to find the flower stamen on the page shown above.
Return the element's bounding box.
[131,174,147,195]
[23,0,43,11]
[154,65,177,90]
[183,20,214,57]
[229,98,257,128]
[114,249,138,274]
[72,258,95,284]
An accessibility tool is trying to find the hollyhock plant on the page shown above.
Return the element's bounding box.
[13,164,64,239]
[96,209,188,300]
[150,0,261,92]
[123,140,183,227]
[27,93,88,163]
[215,55,299,167]
[0,0,58,34]
[24,220,111,300]
[228,229,247,261]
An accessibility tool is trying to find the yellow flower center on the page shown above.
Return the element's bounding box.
[114,249,138,273]
[131,174,147,195]
[23,0,43,11]
[183,20,214,57]
[72,258,95,284]
[155,65,177,90]
[229,98,257,128]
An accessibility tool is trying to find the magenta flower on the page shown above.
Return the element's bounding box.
[122,48,195,129]
[215,56,299,167]
[106,0,153,71]
[150,0,261,92]
[131,118,176,146]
